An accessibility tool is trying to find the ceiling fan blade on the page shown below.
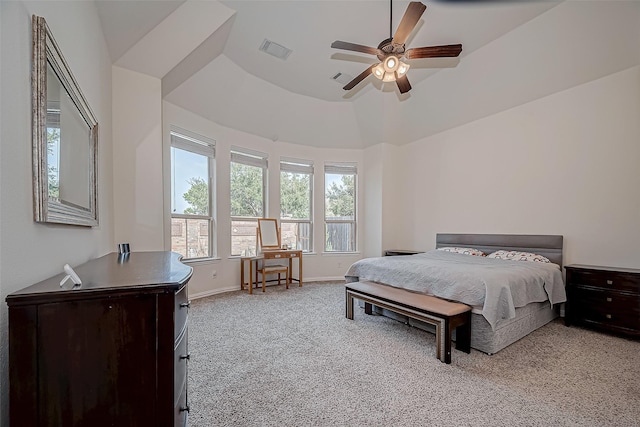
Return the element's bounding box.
[343,65,375,90]
[392,2,427,46]
[331,40,381,56]
[405,44,462,59]
[395,74,412,94]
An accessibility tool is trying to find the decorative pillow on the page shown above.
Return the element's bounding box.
[487,250,550,263]
[437,247,485,257]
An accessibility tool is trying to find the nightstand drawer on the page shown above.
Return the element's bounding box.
[570,287,640,331]
[568,270,640,294]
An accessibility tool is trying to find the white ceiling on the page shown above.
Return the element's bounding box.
[95,0,640,148]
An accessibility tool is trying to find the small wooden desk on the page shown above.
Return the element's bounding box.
[240,250,303,294]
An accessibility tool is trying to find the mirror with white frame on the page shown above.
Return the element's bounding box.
[257,218,280,250]
[32,15,98,226]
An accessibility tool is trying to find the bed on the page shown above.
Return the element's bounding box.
[345,234,566,354]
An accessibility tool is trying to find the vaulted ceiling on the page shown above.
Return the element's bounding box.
[96,0,640,148]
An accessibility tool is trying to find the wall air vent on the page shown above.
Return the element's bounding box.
[259,39,292,60]
[330,72,354,85]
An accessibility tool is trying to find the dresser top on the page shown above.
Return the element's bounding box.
[565,264,640,275]
[6,251,192,306]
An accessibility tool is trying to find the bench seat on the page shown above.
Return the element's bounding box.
[345,281,472,364]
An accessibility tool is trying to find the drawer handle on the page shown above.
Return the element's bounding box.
[180,301,191,309]
[180,353,190,361]
[605,314,612,319]
[606,297,612,302]
[606,280,613,285]
[274,255,282,258]
[180,405,190,413]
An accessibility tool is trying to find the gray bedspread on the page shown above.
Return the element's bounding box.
[345,250,566,330]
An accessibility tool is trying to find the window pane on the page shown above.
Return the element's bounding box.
[281,222,311,252]
[280,171,310,220]
[171,147,209,215]
[171,218,210,259]
[325,173,355,220]
[231,219,258,256]
[230,162,263,217]
[325,223,355,252]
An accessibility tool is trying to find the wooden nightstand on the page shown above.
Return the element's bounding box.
[384,250,424,256]
[565,264,640,338]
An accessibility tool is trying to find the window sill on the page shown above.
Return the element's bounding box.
[322,252,361,256]
[181,257,221,265]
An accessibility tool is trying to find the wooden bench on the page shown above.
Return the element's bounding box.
[345,281,472,364]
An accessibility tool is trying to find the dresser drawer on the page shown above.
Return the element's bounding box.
[567,270,640,294]
[175,285,189,339]
[174,384,188,427]
[174,330,188,405]
[569,287,640,331]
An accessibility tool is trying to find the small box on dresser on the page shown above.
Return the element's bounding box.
[565,264,640,337]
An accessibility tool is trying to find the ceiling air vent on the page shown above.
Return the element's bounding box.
[259,39,292,60]
[330,72,354,85]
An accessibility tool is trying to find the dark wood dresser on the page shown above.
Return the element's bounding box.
[5,251,193,427]
[565,264,640,337]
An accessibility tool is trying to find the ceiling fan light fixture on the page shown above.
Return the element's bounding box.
[383,55,399,73]
[373,63,385,80]
[382,72,396,83]
[397,61,410,77]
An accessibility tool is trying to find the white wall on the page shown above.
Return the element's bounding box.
[363,143,403,258]
[112,66,164,251]
[396,66,640,269]
[163,102,365,297]
[0,1,114,424]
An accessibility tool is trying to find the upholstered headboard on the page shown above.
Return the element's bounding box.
[436,234,564,267]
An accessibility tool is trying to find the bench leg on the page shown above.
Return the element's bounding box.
[345,290,354,320]
[364,302,373,315]
[442,318,452,364]
[455,312,471,354]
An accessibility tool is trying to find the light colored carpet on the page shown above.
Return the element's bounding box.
[187,281,640,426]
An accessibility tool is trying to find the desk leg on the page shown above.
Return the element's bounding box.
[299,255,303,287]
[249,259,253,295]
[240,258,245,291]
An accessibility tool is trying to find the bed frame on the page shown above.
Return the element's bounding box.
[435,233,563,268]
[374,233,564,355]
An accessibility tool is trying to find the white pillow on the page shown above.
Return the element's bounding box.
[487,250,550,263]
[437,247,485,257]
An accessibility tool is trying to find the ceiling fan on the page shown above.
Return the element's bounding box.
[331,1,462,94]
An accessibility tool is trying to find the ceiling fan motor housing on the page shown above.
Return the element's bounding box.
[377,37,405,61]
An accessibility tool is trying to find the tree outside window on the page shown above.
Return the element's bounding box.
[170,130,215,260]
[325,163,357,252]
[280,159,313,252]
[230,149,267,256]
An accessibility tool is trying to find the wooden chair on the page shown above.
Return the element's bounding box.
[256,263,289,292]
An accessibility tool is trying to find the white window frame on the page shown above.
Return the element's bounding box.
[324,162,357,253]
[170,127,216,260]
[230,147,268,257]
[280,157,313,252]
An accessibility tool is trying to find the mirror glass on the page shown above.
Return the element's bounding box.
[258,218,280,250]
[33,15,98,226]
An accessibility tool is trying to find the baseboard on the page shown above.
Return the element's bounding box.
[189,286,238,300]
[189,277,346,300]
[304,276,346,282]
